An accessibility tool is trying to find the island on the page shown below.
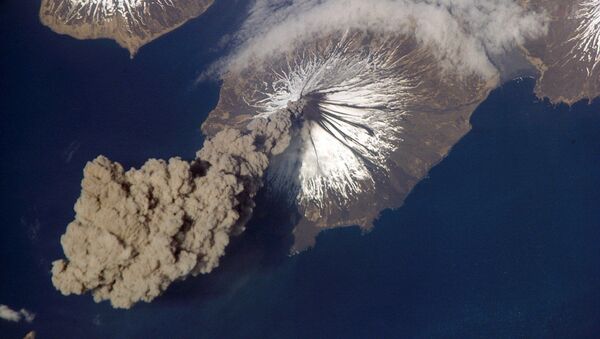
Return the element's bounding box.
[39,0,214,57]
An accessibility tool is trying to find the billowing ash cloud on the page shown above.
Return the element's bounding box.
[52,110,293,309]
[570,0,600,73]
[214,0,548,78]
[0,305,35,323]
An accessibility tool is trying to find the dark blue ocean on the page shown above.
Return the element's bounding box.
[1,1,600,338]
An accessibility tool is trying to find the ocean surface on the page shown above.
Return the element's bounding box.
[1,1,600,338]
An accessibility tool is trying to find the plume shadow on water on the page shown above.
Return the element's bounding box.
[157,188,301,305]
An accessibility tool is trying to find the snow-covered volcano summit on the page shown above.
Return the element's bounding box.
[256,34,413,213]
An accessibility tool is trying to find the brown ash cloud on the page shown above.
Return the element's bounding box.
[51,109,293,309]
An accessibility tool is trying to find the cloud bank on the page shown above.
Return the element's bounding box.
[52,110,294,309]
[0,305,35,323]
[214,0,547,78]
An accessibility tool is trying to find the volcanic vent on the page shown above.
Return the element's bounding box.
[204,30,494,250]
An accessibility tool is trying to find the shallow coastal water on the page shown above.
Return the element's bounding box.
[1,1,600,338]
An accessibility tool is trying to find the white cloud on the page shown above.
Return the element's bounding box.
[0,305,35,323]
[211,0,548,78]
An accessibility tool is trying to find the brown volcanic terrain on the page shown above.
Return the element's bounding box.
[203,31,497,252]
[40,0,214,57]
[521,0,600,104]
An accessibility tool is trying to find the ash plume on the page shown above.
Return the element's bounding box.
[51,109,294,309]
[209,0,547,79]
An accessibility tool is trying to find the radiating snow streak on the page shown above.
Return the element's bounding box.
[570,0,600,74]
[254,34,415,209]
[51,0,176,26]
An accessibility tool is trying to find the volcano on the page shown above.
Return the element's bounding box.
[203,30,496,251]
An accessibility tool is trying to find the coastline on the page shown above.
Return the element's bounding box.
[39,0,214,58]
